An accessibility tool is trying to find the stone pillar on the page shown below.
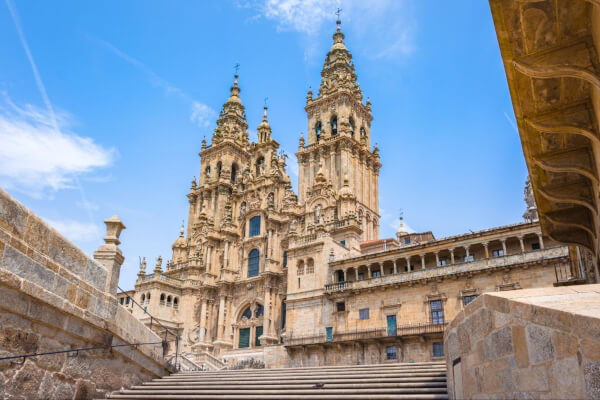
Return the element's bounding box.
[199,298,208,342]
[450,249,455,265]
[330,149,336,185]
[217,295,226,340]
[206,246,212,271]
[537,233,544,249]
[343,269,348,281]
[501,239,507,255]
[93,216,126,295]
[224,241,229,268]
[263,286,273,338]
[519,236,525,253]
[435,253,440,267]
[465,246,470,262]
[355,268,359,280]
[420,255,425,270]
[393,260,398,275]
[483,243,489,258]
[268,229,273,258]
[406,257,411,272]
[367,266,372,278]
[379,262,385,276]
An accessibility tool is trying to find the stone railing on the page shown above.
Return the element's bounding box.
[325,247,569,294]
[289,231,331,247]
[285,322,447,346]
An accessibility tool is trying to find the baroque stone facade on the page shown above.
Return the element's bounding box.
[122,21,587,368]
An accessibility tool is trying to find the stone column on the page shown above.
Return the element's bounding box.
[420,255,426,270]
[93,216,126,295]
[355,268,359,280]
[330,148,336,185]
[268,229,273,258]
[343,269,348,281]
[206,246,212,271]
[264,286,272,337]
[435,253,440,267]
[537,233,544,249]
[367,266,372,278]
[393,260,398,275]
[217,295,226,340]
[379,262,384,276]
[224,241,229,268]
[450,249,455,265]
[483,243,489,258]
[405,257,411,272]
[309,154,315,189]
[465,246,470,262]
[519,236,525,253]
[199,298,208,342]
[501,239,507,255]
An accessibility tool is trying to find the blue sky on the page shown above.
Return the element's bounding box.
[0,0,526,290]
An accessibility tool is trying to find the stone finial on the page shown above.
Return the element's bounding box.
[306,87,313,104]
[138,257,147,278]
[154,256,163,274]
[299,132,305,148]
[103,215,126,246]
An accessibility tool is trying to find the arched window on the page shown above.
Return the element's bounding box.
[306,258,315,274]
[241,307,252,320]
[249,216,261,237]
[314,205,322,224]
[216,161,222,178]
[315,121,322,141]
[231,163,238,183]
[336,270,345,282]
[205,166,211,178]
[297,260,304,276]
[255,304,264,318]
[331,117,338,135]
[349,117,355,137]
[360,127,366,137]
[256,157,265,176]
[160,293,165,306]
[146,293,151,304]
[167,295,172,307]
[248,249,260,277]
[282,250,288,268]
[141,294,145,303]
[173,297,179,310]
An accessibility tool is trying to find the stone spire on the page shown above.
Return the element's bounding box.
[212,74,249,146]
[257,105,272,144]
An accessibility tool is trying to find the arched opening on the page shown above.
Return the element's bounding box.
[349,117,355,137]
[331,116,338,135]
[231,163,238,183]
[315,121,322,142]
[256,157,265,176]
[248,249,260,277]
[173,297,179,310]
[205,166,211,179]
[297,260,304,276]
[249,215,261,237]
[141,294,145,303]
[336,269,345,282]
[306,258,315,274]
[360,126,366,137]
[314,205,322,224]
[160,293,165,306]
[167,295,172,307]
[255,304,264,318]
[241,306,252,320]
[216,161,222,178]
[146,293,151,304]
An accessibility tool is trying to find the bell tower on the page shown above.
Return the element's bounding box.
[296,18,381,241]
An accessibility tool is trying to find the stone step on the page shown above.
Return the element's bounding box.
[136,382,448,390]
[107,394,448,400]
[155,373,446,383]
[142,377,446,386]
[172,363,446,375]
[166,368,448,379]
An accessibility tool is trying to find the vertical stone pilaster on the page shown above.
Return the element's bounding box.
[93,216,126,296]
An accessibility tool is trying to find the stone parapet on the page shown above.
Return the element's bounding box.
[444,284,600,399]
[0,188,169,398]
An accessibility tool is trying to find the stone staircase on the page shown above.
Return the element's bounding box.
[106,361,448,399]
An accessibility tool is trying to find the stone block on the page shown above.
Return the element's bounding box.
[526,324,554,365]
[481,356,515,393]
[512,325,530,368]
[48,233,87,279]
[0,282,29,315]
[550,356,584,399]
[0,190,28,238]
[484,294,510,314]
[511,365,549,392]
[573,313,600,343]
[84,260,107,292]
[457,322,472,354]
[531,305,573,332]
[468,308,494,343]
[484,325,513,360]
[581,339,600,362]
[584,360,600,399]
[2,246,54,290]
[0,269,23,290]
[5,360,44,399]
[23,216,51,255]
[552,330,578,360]
[28,299,67,331]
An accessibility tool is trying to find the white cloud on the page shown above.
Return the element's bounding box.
[43,218,102,243]
[190,101,216,128]
[0,96,115,197]
[93,37,216,129]
[248,0,415,60]
[380,207,415,237]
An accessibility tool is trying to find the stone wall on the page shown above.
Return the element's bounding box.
[0,188,169,399]
[444,285,600,399]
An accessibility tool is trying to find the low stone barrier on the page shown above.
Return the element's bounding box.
[444,284,600,399]
[0,188,169,399]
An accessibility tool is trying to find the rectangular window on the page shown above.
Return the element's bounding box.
[306,264,314,274]
[126,297,130,305]
[463,295,478,306]
[464,255,474,262]
[492,249,504,257]
[336,302,346,312]
[255,326,263,347]
[239,328,250,348]
[358,273,364,281]
[404,237,411,244]
[433,342,444,357]
[430,300,444,324]
[531,242,540,250]
[359,308,370,320]
[372,270,381,278]
[119,298,124,305]
[386,345,397,360]
[282,251,287,268]
[249,216,261,237]
[439,258,447,266]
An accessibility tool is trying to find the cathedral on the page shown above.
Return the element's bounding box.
[120,20,589,369]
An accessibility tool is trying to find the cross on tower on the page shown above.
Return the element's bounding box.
[234,63,240,75]
[336,8,342,23]
[264,97,269,108]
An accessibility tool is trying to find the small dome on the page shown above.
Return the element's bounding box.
[396,218,409,236]
[172,227,187,249]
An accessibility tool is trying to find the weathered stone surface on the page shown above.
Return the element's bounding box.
[0,191,28,238]
[7,360,44,399]
[550,356,584,399]
[552,330,578,360]
[584,360,600,399]
[84,260,107,292]
[511,325,529,368]
[23,216,51,255]
[2,246,54,289]
[511,365,548,392]
[526,325,554,365]
[484,325,513,360]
